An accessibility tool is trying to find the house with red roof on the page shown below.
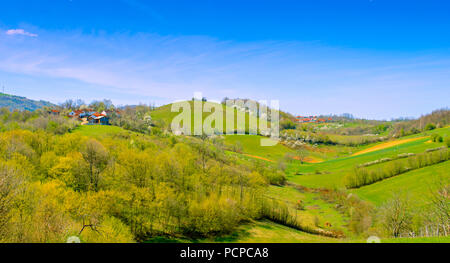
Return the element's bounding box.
[87,112,110,125]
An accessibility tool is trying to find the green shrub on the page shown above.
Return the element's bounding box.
[425,123,436,130]
[431,134,443,142]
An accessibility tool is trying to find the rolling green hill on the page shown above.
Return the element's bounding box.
[150,100,294,135]
[353,160,449,207]
[224,135,294,161]
[151,101,258,134]
[0,93,56,111]
[287,127,449,188]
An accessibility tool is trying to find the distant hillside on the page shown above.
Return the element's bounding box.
[392,108,450,136]
[150,100,268,134]
[0,93,56,111]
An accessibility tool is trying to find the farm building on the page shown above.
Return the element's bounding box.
[296,116,332,123]
[49,109,60,115]
[87,112,110,125]
[66,109,113,125]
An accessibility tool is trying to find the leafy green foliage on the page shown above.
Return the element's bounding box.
[0,109,279,242]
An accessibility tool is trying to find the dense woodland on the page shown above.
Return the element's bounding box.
[0,107,285,242]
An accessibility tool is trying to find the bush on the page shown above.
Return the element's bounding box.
[425,123,436,131]
[446,137,450,148]
[280,119,296,130]
[431,134,443,142]
[379,193,413,237]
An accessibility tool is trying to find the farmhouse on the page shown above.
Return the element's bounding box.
[296,115,332,123]
[49,109,60,115]
[88,112,110,125]
[65,109,118,125]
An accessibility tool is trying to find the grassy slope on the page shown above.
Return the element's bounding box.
[151,101,261,134]
[353,161,450,207]
[224,135,294,161]
[381,236,450,243]
[226,127,448,243]
[266,186,350,235]
[287,127,449,188]
[214,220,338,243]
[72,125,128,137]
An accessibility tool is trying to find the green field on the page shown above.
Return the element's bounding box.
[224,135,294,161]
[287,128,449,188]
[72,125,129,137]
[151,101,262,134]
[381,236,450,243]
[266,186,350,235]
[226,126,449,243]
[214,220,338,243]
[354,161,450,207]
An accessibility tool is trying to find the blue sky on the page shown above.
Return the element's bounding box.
[0,0,449,119]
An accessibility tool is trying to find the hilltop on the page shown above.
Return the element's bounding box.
[150,100,293,135]
[0,93,56,111]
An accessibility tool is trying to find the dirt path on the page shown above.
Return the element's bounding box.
[293,156,324,163]
[351,136,427,156]
[243,154,274,162]
[81,118,88,125]
[243,154,324,164]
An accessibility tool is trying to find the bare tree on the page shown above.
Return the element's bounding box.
[379,192,413,237]
[429,176,450,233]
[81,139,109,191]
[60,99,76,110]
[296,147,308,164]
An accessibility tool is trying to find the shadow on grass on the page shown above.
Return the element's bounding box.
[143,220,263,243]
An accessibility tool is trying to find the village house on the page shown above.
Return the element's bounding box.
[49,109,60,115]
[64,108,119,125]
[88,112,110,125]
[296,115,332,123]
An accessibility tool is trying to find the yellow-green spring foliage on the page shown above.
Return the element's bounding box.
[0,125,282,242]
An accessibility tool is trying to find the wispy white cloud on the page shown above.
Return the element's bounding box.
[6,29,38,37]
[0,29,449,119]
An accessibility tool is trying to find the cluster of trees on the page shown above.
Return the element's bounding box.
[0,108,78,135]
[326,123,391,136]
[0,109,285,243]
[345,148,449,189]
[281,130,386,147]
[59,99,162,135]
[320,189,374,236]
[110,105,158,135]
[322,181,449,239]
[259,197,343,238]
[431,133,444,143]
[391,108,449,137]
[59,99,116,112]
[378,182,449,238]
